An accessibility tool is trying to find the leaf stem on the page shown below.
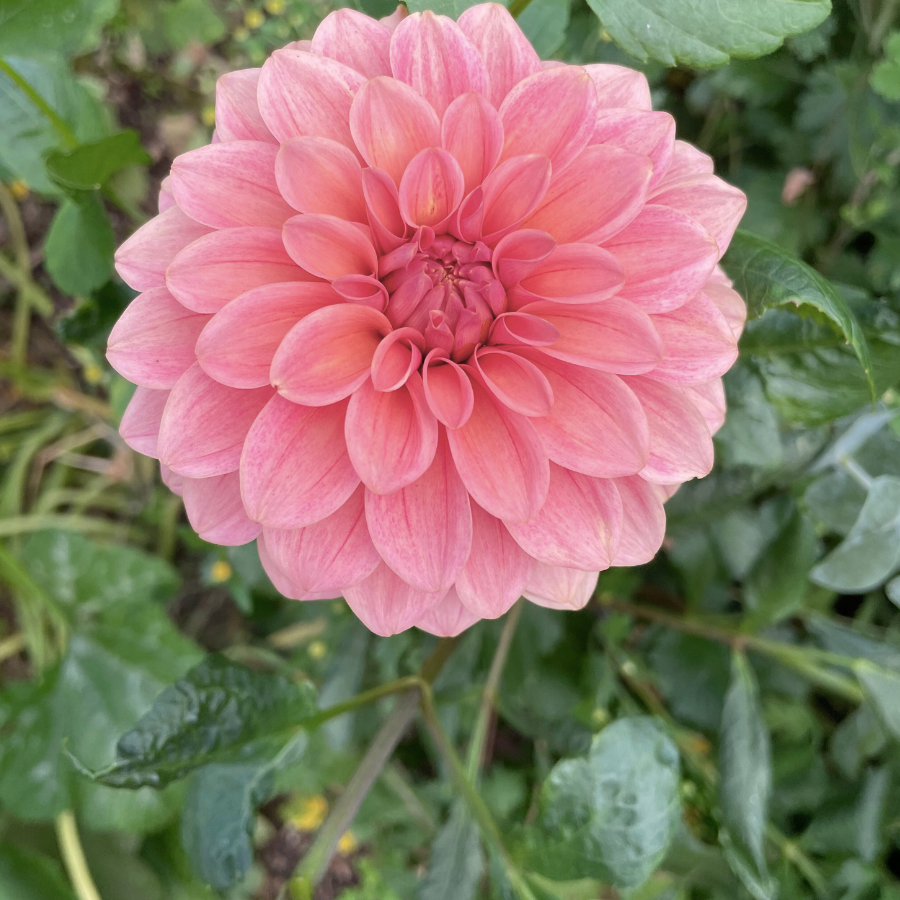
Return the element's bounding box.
[55,811,104,900]
[0,56,78,149]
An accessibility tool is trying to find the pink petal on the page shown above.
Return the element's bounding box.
[456,501,532,618]
[509,243,623,307]
[107,287,209,390]
[365,432,471,593]
[114,206,212,292]
[214,69,275,143]
[523,563,598,610]
[381,5,408,31]
[158,177,174,213]
[612,475,666,566]
[705,282,747,339]
[333,275,388,311]
[363,166,408,252]
[311,8,393,78]
[499,66,598,173]
[157,363,273,477]
[592,109,675,189]
[523,144,651,244]
[604,205,719,314]
[518,350,649,477]
[350,76,441,186]
[398,148,465,229]
[182,471,261,545]
[525,299,662,374]
[346,372,438,493]
[624,377,714,483]
[276,137,366,222]
[390,11,490,116]
[196,282,340,389]
[240,394,359,529]
[282,213,378,280]
[645,290,738,385]
[414,586,480,636]
[167,227,312,314]
[446,372,549,522]
[492,229,556,288]
[441,92,504,195]
[371,328,423,391]
[257,49,365,149]
[481,154,552,241]
[663,140,715,182]
[160,463,183,496]
[489,311,559,347]
[683,378,727,435]
[170,141,292,229]
[120,387,169,457]
[457,3,541,107]
[271,304,391,406]
[505,464,621,570]
[584,63,651,109]
[422,350,475,428]
[473,346,553,417]
[257,538,336,600]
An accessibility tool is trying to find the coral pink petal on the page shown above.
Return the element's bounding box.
[157,364,273,477]
[490,311,559,347]
[182,472,261,545]
[282,214,378,280]
[705,282,747,339]
[492,229,556,288]
[612,475,666,566]
[167,227,313,314]
[398,148,465,229]
[510,243,623,306]
[447,372,549,522]
[523,563,598,610]
[605,205,719,314]
[276,137,366,222]
[240,395,358,528]
[457,3,541,107]
[441,92,504,195]
[422,351,475,428]
[525,299,662,374]
[345,562,447,636]
[499,67,598,173]
[663,140,715,181]
[158,177,175,213]
[350,76,441,185]
[524,144,651,244]
[345,373,438,493]
[481,154,552,241]
[214,69,275,143]
[257,538,336,600]
[272,304,391,406]
[519,351,649,478]
[107,287,208,390]
[415,587,480,636]
[257,49,365,149]
[160,464,183,496]
[311,8,393,78]
[363,167,407,251]
[683,378,727,435]
[120,387,169,458]
[170,141,292,229]
[585,63,651,109]
[624,377,714,483]
[381,5,408,30]
[646,290,738,385]
[474,347,553,417]
[593,109,675,189]
[366,432,471,593]
[506,464,621,570]
[456,502,531,618]
[196,282,340,389]
[371,328,423,391]
[390,11,490,116]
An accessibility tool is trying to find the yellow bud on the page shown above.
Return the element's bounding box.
[244,8,265,29]
[308,640,327,660]
[265,0,286,14]
[210,560,232,583]
[233,26,250,40]
[337,831,358,855]
[83,363,104,385]
[288,794,329,831]
[201,105,216,127]
[9,179,29,200]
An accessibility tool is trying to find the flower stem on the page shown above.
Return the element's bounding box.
[55,811,103,900]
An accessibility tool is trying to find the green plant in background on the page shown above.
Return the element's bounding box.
[2,0,900,899]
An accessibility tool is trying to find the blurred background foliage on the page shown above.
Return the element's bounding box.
[2,0,900,898]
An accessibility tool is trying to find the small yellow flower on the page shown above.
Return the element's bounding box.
[83,363,104,385]
[234,25,250,41]
[337,831,358,855]
[265,0,286,14]
[210,560,232,583]
[9,179,29,200]
[244,8,265,29]
[201,105,216,127]
[308,640,327,660]
[288,794,329,831]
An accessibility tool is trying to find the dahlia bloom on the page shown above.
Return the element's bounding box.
[108,3,747,636]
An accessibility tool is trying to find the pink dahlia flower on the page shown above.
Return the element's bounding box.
[108,3,747,636]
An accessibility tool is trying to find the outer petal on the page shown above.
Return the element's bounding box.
[345,373,438,494]
[509,243,623,306]
[661,140,714,182]
[158,177,175,213]
[414,587,480,636]
[196,282,340,389]
[457,3,541,107]
[157,363,273,477]
[584,63,651,109]
[215,69,275,143]
[182,472,261,545]
[170,141,293,229]
[344,561,447,636]
[160,463,183,496]
[107,287,209,389]
[705,282,747,339]
[240,395,359,529]
[167,227,312,314]
[592,109,675,189]
[612,475,666,566]
[282,213,378,280]
[311,8,393,78]
[366,433,471,593]
[120,387,169,458]
[456,501,532,618]
[257,538,337,601]
[442,92,504,196]
[523,563,598,610]
[683,378,727,435]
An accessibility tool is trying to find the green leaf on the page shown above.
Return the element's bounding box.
[0,0,118,58]
[405,0,479,16]
[88,655,318,788]
[584,0,830,68]
[806,615,900,671]
[810,475,900,593]
[45,131,151,192]
[517,0,571,59]
[870,32,900,101]
[0,844,76,900]
[44,194,115,296]
[854,661,900,740]
[532,717,681,888]
[724,230,873,393]
[418,803,484,900]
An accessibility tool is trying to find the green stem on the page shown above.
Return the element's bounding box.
[0,632,25,664]
[55,811,103,900]
[0,514,124,538]
[0,56,78,149]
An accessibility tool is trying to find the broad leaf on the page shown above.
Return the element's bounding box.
[45,130,150,192]
[0,0,118,58]
[44,194,115,296]
[585,0,830,68]
[418,803,484,900]
[854,662,900,740]
[518,0,570,59]
[406,0,480,16]
[806,615,900,672]
[0,844,76,900]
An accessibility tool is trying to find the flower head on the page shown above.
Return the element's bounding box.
[108,3,747,635]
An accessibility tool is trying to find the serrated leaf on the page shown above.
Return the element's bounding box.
[532,717,681,889]
[44,194,115,296]
[0,844,76,900]
[45,131,150,192]
[854,661,900,740]
[585,0,830,68]
[418,802,484,900]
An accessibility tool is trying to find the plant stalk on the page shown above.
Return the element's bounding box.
[55,811,103,900]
